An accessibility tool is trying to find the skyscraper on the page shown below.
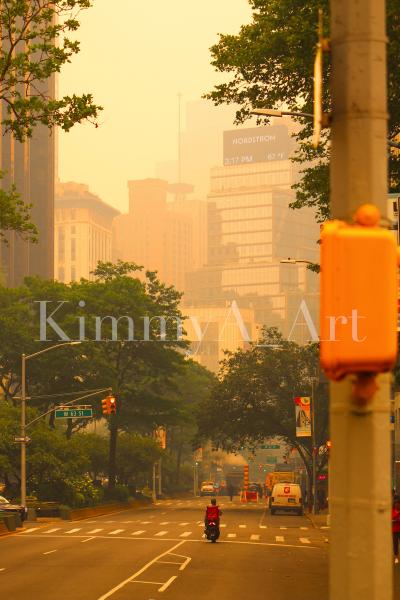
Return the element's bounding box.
[184,122,320,350]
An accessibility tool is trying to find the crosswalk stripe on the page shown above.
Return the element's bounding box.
[180,531,192,538]
[21,527,40,533]
[65,528,81,534]
[87,529,103,534]
[220,524,227,528]
[275,536,285,542]
[160,522,170,525]
[132,530,145,535]
[179,522,189,526]
[300,537,311,544]
[140,521,151,524]
[259,525,267,529]
[227,533,236,538]
[300,527,309,530]
[250,534,260,541]
[280,526,287,530]
[239,525,247,528]
[155,531,168,536]
[43,528,60,534]
[109,529,124,535]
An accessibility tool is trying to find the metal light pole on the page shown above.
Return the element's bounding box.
[20,341,81,505]
[329,1,392,599]
[311,377,317,515]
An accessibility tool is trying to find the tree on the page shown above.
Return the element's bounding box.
[205,0,400,222]
[0,0,101,238]
[197,328,329,495]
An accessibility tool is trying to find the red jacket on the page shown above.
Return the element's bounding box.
[205,505,221,522]
[392,508,400,532]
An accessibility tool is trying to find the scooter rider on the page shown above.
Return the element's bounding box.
[204,498,222,533]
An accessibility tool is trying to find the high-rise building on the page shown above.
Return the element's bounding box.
[113,179,207,293]
[0,116,56,286]
[54,182,119,283]
[184,123,320,352]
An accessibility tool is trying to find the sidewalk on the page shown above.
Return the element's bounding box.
[307,509,330,529]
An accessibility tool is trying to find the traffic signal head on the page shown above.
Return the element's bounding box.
[109,396,116,414]
[101,397,110,415]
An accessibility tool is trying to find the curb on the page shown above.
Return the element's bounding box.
[61,499,152,521]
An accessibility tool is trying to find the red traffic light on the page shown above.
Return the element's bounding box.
[109,396,116,414]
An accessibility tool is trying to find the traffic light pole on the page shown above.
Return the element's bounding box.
[329,2,392,599]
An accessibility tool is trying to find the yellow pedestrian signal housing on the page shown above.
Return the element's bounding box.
[109,396,116,414]
[320,204,399,381]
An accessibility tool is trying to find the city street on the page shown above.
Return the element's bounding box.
[0,499,328,600]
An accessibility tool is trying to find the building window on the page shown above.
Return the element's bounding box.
[71,266,76,282]
[70,209,76,220]
[58,267,65,282]
[71,225,76,235]
[58,226,65,262]
[71,238,76,262]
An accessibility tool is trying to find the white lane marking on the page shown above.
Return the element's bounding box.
[43,528,60,534]
[132,530,145,536]
[300,537,311,544]
[259,525,267,529]
[220,524,227,528]
[43,550,57,555]
[300,527,309,530]
[140,521,151,525]
[250,534,260,541]
[179,532,192,538]
[179,522,189,526]
[109,529,124,535]
[88,529,103,534]
[65,528,81,534]
[239,525,247,529]
[159,575,177,593]
[160,522,170,525]
[155,531,168,537]
[21,527,41,533]
[280,527,287,530]
[96,541,185,600]
[275,536,285,542]
[81,537,95,543]
[0,568,5,572]
[227,533,236,538]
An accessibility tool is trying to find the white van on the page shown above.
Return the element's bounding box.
[269,482,303,515]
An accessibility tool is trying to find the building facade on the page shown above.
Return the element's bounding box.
[184,123,320,357]
[54,182,119,283]
[113,179,207,293]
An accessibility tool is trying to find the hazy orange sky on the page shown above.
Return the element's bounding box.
[58,0,252,212]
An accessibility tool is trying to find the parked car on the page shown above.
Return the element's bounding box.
[200,481,215,497]
[0,496,27,521]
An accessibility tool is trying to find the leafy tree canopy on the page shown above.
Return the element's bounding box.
[197,328,329,478]
[205,0,400,222]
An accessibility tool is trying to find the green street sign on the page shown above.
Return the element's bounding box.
[261,444,280,449]
[55,408,93,419]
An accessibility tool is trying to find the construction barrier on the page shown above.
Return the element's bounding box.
[240,490,259,503]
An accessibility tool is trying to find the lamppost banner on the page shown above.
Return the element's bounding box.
[294,396,312,437]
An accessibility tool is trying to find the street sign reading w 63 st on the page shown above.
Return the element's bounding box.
[55,407,93,419]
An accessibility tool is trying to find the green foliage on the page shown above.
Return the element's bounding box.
[197,328,329,476]
[0,1,101,239]
[205,0,400,219]
[0,262,215,494]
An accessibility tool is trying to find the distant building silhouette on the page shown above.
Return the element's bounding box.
[55,182,119,283]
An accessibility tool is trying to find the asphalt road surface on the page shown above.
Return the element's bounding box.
[0,498,328,600]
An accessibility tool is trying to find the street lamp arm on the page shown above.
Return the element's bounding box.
[24,341,81,362]
[25,387,112,429]
[251,108,313,119]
